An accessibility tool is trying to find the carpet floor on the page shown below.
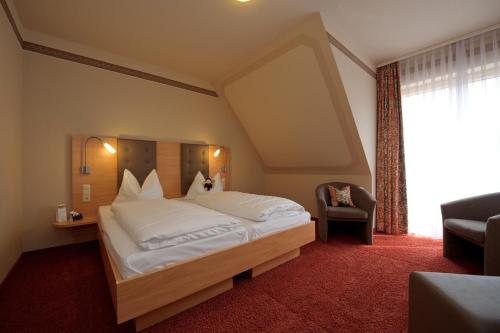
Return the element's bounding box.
[0,233,481,333]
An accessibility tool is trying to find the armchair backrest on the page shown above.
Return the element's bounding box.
[316,182,370,207]
[441,192,500,222]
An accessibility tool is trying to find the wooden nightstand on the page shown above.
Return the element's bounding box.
[52,216,97,228]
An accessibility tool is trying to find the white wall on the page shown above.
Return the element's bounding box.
[0,11,23,281]
[21,52,264,251]
[330,45,377,193]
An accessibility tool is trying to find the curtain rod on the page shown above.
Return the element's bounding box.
[376,23,500,68]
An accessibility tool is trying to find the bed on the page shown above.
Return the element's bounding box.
[99,202,312,279]
[98,207,315,331]
[72,136,315,331]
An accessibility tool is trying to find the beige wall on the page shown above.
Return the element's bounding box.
[263,45,377,216]
[220,14,370,177]
[0,11,23,281]
[21,52,264,251]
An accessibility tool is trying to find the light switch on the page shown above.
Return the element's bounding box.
[82,184,91,202]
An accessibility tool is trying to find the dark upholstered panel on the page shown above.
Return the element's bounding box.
[181,144,209,194]
[117,139,157,188]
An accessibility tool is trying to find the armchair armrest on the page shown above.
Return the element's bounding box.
[350,186,376,212]
[315,185,329,210]
[485,214,500,276]
[350,186,376,228]
[315,185,329,221]
[315,184,330,242]
[486,214,500,238]
[441,192,500,223]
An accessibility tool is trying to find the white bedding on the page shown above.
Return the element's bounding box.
[178,198,312,240]
[194,191,305,222]
[111,198,243,250]
[239,211,312,240]
[99,206,249,279]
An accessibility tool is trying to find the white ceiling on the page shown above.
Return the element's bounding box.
[13,0,500,81]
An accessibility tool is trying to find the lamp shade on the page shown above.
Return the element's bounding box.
[103,142,116,154]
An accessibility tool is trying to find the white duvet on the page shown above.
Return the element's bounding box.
[194,191,305,222]
[111,198,244,250]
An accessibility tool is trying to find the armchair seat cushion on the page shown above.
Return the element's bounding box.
[444,218,486,244]
[409,272,500,333]
[327,206,368,220]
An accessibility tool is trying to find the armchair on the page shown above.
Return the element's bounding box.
[441,192,500,276]
[316,182,376,245]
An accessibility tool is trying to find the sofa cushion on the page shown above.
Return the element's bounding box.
[409,272,500,333]
[444,218,486,244]
[327,207,368,220]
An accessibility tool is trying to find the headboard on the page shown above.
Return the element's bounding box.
[117,139,157,187]
[181,144,209,194]
[71,136,230,221]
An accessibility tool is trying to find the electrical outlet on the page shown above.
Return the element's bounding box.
[82,184,91,202]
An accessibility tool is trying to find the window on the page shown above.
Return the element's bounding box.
[400,29,500,238]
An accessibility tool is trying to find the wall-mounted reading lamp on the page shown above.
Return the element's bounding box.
[213,146,228,173]
[80,136,116,174]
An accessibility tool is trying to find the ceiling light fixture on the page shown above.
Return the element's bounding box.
[237,0,251,2]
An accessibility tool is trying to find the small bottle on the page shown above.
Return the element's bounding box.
[56,204,67,223]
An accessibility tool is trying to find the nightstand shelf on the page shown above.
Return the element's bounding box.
[52,217,97,228]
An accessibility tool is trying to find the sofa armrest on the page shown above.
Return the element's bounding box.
[441,192,500,223]
[485,214,500,276]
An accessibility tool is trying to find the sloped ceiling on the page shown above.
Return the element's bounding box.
[219,14,369,175]
[12,0,500,80]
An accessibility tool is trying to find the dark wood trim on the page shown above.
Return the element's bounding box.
[23,42,218,97]
[326,32,376,79]
[0,2,217,97]
[0,0,23,47]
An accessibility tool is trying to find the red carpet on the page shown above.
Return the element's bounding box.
[0,234,481,333]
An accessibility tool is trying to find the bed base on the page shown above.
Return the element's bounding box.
[98,220,315,332]
[134,278,233,331]
[251,248,300,278]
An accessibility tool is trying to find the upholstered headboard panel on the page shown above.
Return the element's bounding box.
[181,143,209,194]
[71,136,230,220]
[117,139,157,187]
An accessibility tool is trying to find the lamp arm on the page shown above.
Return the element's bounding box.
[81,136,103,173]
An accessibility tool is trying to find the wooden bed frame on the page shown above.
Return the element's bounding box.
[98,217,316,331]
[73,135,315,330]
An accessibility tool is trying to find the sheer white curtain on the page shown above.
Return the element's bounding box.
[400,28,500,238]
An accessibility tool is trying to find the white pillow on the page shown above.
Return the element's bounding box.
[213,172,224,192]
[113,169,141,204]
[185,171,207,199]
[140,169,164,200]
[113,169,163,204]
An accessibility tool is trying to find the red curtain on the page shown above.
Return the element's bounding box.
[376,62,408,235]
